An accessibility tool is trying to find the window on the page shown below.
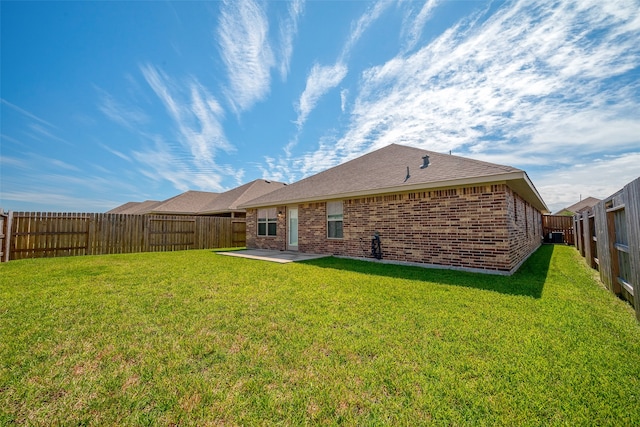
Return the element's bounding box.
[327,201,343,239]
[257,208,277,236]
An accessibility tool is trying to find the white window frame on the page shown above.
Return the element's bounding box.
[327,201,343,239]
[257,208,277,237]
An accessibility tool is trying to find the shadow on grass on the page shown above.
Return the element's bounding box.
[300,245,554,298]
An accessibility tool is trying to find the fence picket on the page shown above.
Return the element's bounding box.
[0,210,8,262]
[542,215,574,245]
[2,213,243,262]
[574,177,640,320]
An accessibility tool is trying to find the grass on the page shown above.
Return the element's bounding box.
[1,245,639,425]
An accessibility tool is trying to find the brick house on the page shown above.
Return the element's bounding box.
[241,144,549,274]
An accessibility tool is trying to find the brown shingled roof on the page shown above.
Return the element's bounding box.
[110,180,287,216]
[198,179,287,215]
[106,201,140,214]
[151,191,219,215]
[241,143,548,212]
[566,197,600,213]
[106,200,162,214]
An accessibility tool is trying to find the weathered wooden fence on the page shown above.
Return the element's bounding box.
[0,212,246,262]
[542,215,574,245]
[575,177,640,320]
[0,210,8,262]
[232,221,246,249]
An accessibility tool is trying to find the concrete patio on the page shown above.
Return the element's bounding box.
[216,249,330,264]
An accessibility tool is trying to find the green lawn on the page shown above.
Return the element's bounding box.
[1,245,639,425]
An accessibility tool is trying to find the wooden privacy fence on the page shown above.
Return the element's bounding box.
[574,177,640,321]
[1,212,246,262]
[542,215,574,245]
[0,210,8,262]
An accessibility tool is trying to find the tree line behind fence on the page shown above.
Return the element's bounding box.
[0,212,246,262]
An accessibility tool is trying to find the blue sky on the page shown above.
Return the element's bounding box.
[1,0,639,213]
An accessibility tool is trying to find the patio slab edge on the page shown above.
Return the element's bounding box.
[216,249,330,263]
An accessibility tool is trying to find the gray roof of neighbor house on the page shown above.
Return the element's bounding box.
[106,200,162,214]
[107,179,287,216]
[150,191,220,215]
[241,143,549,213]
[554,197,601,215]
[198,179,287,215]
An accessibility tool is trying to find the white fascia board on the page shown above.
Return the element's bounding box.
[505,172,550,213]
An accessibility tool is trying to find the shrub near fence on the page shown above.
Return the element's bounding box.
[575,177,640,321]
[0,212,245,262]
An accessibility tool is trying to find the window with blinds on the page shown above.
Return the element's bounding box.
[327,201,343,239]
[257,208,277,236]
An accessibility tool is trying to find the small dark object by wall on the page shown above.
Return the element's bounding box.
[371,233,382,259]
[544,232,565,244]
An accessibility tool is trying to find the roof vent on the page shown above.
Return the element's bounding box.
[420,155,430,169]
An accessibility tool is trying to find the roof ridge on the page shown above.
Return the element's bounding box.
[240,143,544,210]
[399,144,521,173]
[197,179,288,213]
[283,144,519,186]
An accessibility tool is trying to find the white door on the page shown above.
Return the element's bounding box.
[288,207,298,251]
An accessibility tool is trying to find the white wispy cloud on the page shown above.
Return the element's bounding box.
[1,98,76,151]
[293,0,391,130]
[98,89,150,129]
[99,143,132,162]
[295,62,348,128]
[1,98,55,128]
[340,89,349,112]
[277,0,304,81]
[261,134,342,183]
[1,167,146,212]
[0,190,117,212]
[0,155,29,170]
[28,123,73,146]
[132,137,201,192]
[217,0,274,113]
[339,0,393,62]
[331,0,640,167]
[276,0,640,204]
[1,134,28,149]
[4,151,84,176]
[401,0,439,53]
[535,152,640,212]
[139,64,242,191]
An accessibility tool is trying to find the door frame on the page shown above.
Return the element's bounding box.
[287,206,298,251]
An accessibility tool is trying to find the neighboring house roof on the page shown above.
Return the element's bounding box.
[108,179,287,216]
[553,197,600,215]
[198,179,287,215]
[150,191,220,215]
[241,144,549,213]
[106,202,140,214]
[106,200,162,214]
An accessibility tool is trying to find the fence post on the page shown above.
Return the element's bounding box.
[87,213,95,256]
[605,205,621,295]
[3,211,13,262]
[143,214,150,253]
[0,210,5,262]
[624,178,640,321]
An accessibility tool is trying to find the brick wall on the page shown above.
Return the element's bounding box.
[246,205,287,251]
[247,184,543,273]
[506,187,543,269]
